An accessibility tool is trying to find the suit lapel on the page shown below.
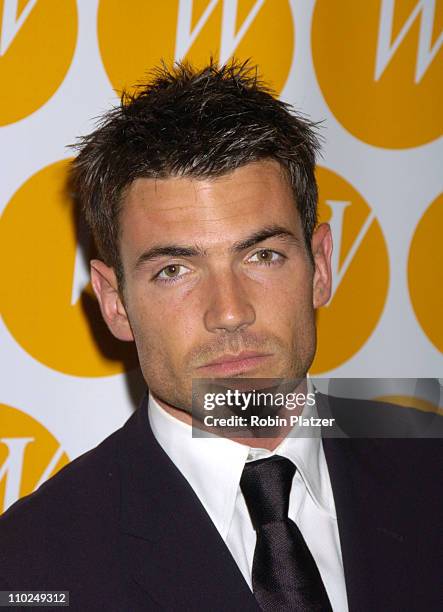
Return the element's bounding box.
[117,396,259,611]
[322,429,412,611]
[115,394,423,611]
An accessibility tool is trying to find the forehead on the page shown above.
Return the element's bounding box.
[120,160,301,251]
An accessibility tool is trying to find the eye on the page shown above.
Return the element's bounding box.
[248,249,285,265]
[155,264,191,283]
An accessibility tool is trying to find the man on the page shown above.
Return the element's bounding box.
[0,60,441,611]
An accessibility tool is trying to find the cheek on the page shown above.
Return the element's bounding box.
[128,288,200,362]
[264,269,313,318]
[265,276,315,356]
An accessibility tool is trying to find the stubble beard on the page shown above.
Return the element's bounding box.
[139,324,317,417]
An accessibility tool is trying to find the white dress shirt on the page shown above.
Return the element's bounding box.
[148,389,349,612]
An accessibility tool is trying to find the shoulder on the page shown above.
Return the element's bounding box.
[0,412,133,586]
[318,393,443,492]
[1,419,122,521]
[318,391,443,439]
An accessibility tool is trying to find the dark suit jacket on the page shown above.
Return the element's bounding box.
[0,394,441,611]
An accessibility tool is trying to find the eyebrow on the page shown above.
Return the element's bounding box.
[134,225,300,269]
[231,225,300,251]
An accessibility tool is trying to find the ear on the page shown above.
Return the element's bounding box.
[311,223,333,308]
[90,260,134,342]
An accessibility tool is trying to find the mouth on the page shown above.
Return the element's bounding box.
[196,351,273,376]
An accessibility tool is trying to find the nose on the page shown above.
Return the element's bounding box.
[204,269,256,334]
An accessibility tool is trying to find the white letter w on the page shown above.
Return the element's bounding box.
[375,0,443,83]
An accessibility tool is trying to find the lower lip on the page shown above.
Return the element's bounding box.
[197,355,272,376]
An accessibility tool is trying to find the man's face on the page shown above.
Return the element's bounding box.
[92,160,332,413]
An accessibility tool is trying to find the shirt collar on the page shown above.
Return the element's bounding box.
[148,393,249,540]
[243,378,336,518]
[147,383,336,542]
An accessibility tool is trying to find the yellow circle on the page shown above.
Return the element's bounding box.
[376,395,442,415]
[0,0,77,125]
[408,193,443,353]
[311,167,390,374]
[97,0,294,96]
[0,160,138,377]
[0,403,69,514]
[312,0,443,148]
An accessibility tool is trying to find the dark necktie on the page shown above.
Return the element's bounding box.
[240,455,333,612]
